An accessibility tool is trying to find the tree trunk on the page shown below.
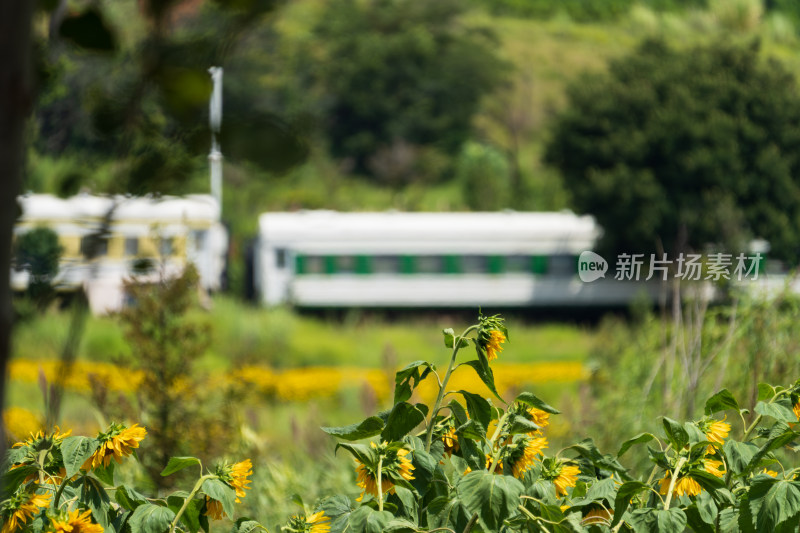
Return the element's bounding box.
[0,0,34,452]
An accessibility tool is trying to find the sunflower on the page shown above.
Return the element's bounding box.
[226,459,253,502]
[762,468,779,478]
[1,491,52,533]
[204,498,225,520]
[582,507,613,526]
[49,509,104,533]
[508,437,548,479]
[285,511,331,533]
[702,458,725,478]
[354,444,415,502]
[702,418,730,449]
[659,472,702,498]
[11,426,71,450]
[442,427,459,456]
[552,463,580,497]
[526,408,550,431]
[83,423,146,470]
[794,401,800,421]
[485,453,503,474]
[485,331,506,362]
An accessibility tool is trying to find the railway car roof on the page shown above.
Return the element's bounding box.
[17,194,220,222]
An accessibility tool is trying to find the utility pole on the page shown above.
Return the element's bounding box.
[208,66,223,210]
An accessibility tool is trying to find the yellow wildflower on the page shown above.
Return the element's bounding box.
[485,331,506,362]
[705,418,730,445]
[83,424,146,470]
[49,509,104,533]
[659,472,702,498]
[762,468,779,478]
[552,464,580,497]
[1,492,52,533]
[286,511,330,533]
[228,459,253,502]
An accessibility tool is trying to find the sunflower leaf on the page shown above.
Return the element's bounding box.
[161,457,201,477]
[129,503,176,533]
[202,478,236,518]
[61,436,99,479]
[393,361,435,405]
[514,392,561,414]
[322,416,385,441]
[704,389,740,415]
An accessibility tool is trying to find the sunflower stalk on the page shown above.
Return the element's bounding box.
[376,455,384,512]
[425,325,477,453]
[169,474,217,533]
[487,412,511,475]
[663,456,687,510]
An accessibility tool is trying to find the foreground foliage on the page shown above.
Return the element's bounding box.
[2,313,799,533]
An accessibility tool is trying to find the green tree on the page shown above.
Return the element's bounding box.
[14,226,63,309]
[545,39,800,263]
[457,142,512,210]
[313,0,508,182]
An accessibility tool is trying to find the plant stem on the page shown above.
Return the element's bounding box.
[462,513,479,533]
[663,456,687,510]
[53,474,71,508]
[377,456,384,513]
[425,325,477,453]
[169,474,216,533]
[487,412,511,475]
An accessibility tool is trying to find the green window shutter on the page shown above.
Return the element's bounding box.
[488,255,504,274]
[356,255,371,274]
[325,256,337,274]
[295,255,306,274]
[532,255,548,275]
[401,255,415,274]
[444,255,460,274]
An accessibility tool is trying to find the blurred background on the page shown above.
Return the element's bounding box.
[7,0,800,527]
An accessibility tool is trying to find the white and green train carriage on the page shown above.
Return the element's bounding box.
[254,210,661,308]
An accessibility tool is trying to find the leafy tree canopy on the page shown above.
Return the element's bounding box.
[545,39,800,263]
[313,0,508,182]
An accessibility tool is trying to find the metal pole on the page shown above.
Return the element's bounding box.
[208,67,223,210]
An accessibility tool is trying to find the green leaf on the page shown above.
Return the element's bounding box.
[617,433,656,457]
[391,486,418,521]
[662,417,689,450]
[94,461,115,486]
[629,508,687,533]
[58,8,117,51]
[758,383,777,402]
[394,361,435,404]
[747,476,800,532]
[755,400,799,423]
[319,495,354,533]
[129,504,176,533]
[322,416,385,441]
[61,436,99,479]
[167,495,204,533]
[461,360,504,403]
[384,518,418,533]
[457,470,524,531]
[443,328,455,348]
[514,391,561,414]
[696,489,718,526]
[724,439,758,475]
[1,464,37,497]
[455,419,486,440]
[683,505,716,533]
[161,457,201,477]
[456,390,493,430]
[381,402,427,442]
[565,438,628,477]
[229,518,265,533]
[505,414,541,435]
[202,478,236,518]
[746,425,799,474]
[585,477,618,502]
[348,506,393,533]
[705,389,740,415]
[82,476,111,529]
[116,486,149,511]
[611,481,650,527]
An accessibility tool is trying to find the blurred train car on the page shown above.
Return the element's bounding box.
[254,210,662,308]
[12,193,227,314]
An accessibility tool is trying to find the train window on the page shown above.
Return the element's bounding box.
[275,248,286,268]
[417,256,444,274]
[506,255,530,273]
[373,256,400,274]
[337,255,357,274]
[299,255,326,274]
[80,235,107,258]
[191,230,207,249]
[159,238,174,257]
[548,255,576,276]
[461,255,488,273]
[124,237,139,256]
